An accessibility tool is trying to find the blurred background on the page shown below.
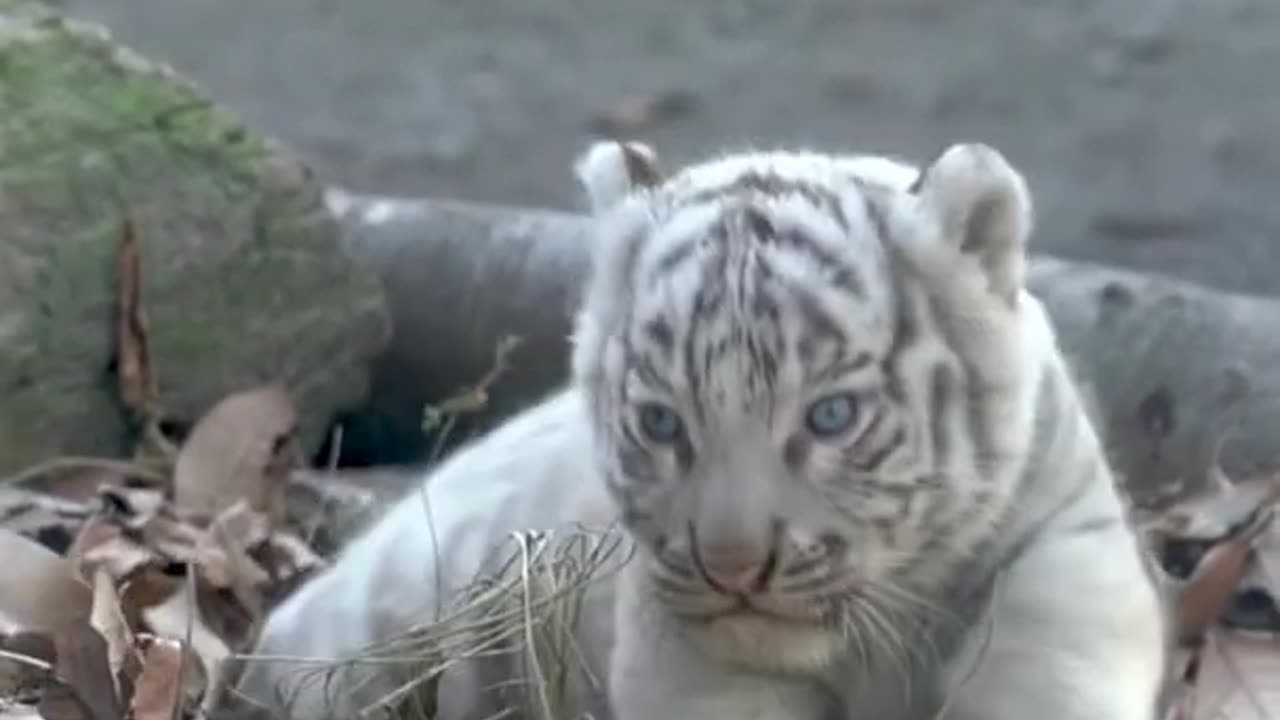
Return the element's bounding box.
[51,0,1280,297]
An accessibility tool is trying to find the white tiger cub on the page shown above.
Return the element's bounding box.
[574,141,1166,719]
[233,139,1167,720]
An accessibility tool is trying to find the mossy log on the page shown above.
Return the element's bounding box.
[0,1,389,476]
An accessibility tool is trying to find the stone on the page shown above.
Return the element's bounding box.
[0,0,389,478]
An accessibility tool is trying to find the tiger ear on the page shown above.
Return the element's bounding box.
[574,140,664,213]
[909,142,1032,305]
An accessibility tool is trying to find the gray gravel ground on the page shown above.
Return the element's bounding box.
[55,0,1280,296]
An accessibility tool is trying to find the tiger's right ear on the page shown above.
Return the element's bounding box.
[573,140,664,213]
[909,142,1032,306]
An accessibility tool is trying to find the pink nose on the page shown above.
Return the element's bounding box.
[697,545,772,594]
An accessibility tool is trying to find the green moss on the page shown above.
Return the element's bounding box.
[0,1,388,476]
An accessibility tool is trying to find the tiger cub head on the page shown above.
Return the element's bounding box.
[570,139,1048,672]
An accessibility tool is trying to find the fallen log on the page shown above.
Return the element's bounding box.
[330,189,1280,506]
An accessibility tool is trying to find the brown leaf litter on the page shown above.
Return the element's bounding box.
[1,212,392,719]
[0,382,340,719]
[173,384,302,526]
[1143,439,1280,720]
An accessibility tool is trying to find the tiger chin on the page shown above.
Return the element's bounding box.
[573,140,1168,719]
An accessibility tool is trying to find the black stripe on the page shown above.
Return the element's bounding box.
[680,249,728,421]
[809,352,873,385]
[744,328,780,399]
[616,442,659,486]
[630,349,674,395]
[857,406,887,451]
[855,425,906,472]
[911,275,994,479]
[742,205,775,238]
[644,317,675,358]
[714,202,867,299]
[881,251,917,404]
[853,177,893,244]
[678,171,851,232]
[784,281,845,349]
[653,238,698,278]
[1065,515,1123,535]
[929,362,955,469]
[774,228,865,298]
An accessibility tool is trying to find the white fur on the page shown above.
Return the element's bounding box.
[573,140,659,212]
[231,390,621,718]
[234,142,1167,720]
[912,143,1033,303]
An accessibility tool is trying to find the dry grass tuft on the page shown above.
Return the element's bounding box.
[227,523,632,720]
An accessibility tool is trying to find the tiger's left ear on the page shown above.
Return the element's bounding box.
[910,142,1033,305]
[573,140,664,213]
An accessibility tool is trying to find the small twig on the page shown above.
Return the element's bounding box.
[1208,631,1271,720]
[324,424,344,474]
[300,425,345,549]
[0,647,100,720]
[175,564,197,720]
[422,334,522,435]
[0,648,53,673]
[0,456,169,488]
[516,531,554,720]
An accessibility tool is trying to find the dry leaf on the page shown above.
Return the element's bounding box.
[134,515,205,567]
[87,568,136,703]
[0,530,92,635]
[1250,521,1280,604]
[199,502,270,618]
[173,385,300,524]
[205,501,271,550]
[1172,629,1280,720]
[285,468,387,554]
[79,538,155,584]
[117,568,182,630]
[128,636,184,720]
[1163,478,1280,541]
[1,488,93,522]
[115,216,158,421]
[1175,511,1273,643]
[97,488,165,531]
[141,578,230,715]
[67,515,158,585]
[16,466,133,507]
[260,531,324,580]
[39,620,122,720]
[65,516,120,561]
[0,489,91,554]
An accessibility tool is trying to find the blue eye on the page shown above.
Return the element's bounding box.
[638,403,684,444]
[805,393,859,437]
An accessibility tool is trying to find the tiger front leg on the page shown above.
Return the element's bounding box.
[933,520,1167,720]
[608,568,835,720]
